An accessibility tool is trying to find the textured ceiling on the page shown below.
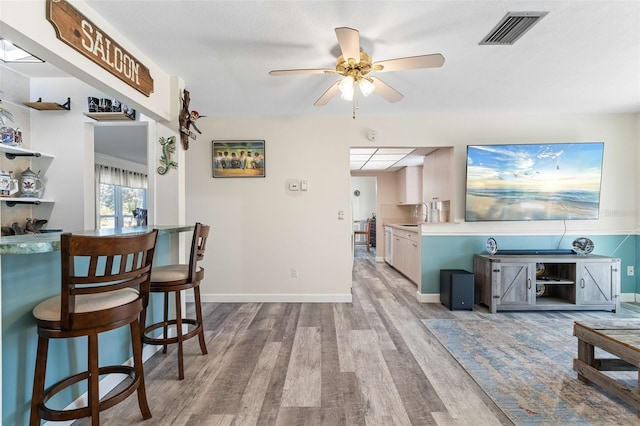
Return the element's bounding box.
[81,0,640,118]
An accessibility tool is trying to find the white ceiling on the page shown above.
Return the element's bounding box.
[81,0,640,117]
[5,1,640,169]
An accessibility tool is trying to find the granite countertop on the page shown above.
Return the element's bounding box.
[0,225,194,255]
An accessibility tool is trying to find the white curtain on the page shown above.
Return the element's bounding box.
[95,164,147,189]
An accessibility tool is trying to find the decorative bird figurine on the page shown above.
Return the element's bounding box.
[11,222,24,235]
[25,218,48,234]
[178,89,202,150]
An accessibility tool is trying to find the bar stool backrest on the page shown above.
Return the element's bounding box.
[59,230,158,331]
[188,222,210,282]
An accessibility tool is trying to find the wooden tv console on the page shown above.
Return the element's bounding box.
[473,253,620,314]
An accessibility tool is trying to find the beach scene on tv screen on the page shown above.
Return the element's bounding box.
[465,143,604,221]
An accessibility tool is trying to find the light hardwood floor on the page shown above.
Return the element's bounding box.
[80,245,630,425]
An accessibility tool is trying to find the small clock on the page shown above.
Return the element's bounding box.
[486,237,498,255]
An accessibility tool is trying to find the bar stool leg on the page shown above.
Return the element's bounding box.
[130,320,152,419]
[175,290,184,380]
[162,292,170,354]
[30,335,49,426]
[88,334,100,426]
[194,285,208,355]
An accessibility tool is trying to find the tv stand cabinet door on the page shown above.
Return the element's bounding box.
[494,261,534,309]
[576,259,620,312]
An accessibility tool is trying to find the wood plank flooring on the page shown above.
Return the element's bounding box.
[77,246,636,425]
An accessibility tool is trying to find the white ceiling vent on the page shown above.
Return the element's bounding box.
[480,12,548,45]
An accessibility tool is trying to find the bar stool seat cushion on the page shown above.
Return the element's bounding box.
[33,288,139,322]
[151,265,203,282]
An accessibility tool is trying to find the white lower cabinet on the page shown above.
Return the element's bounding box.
[391,228,421,285]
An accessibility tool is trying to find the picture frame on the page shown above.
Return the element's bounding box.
[212,140,265,178]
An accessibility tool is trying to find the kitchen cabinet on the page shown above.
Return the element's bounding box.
[384,226,393,264]
[391,227,421,284]
[396,166,423,204]
[474,254,619,313]
[423,148,452,203]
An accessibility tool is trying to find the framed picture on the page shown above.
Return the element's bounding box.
[212,140,265,178]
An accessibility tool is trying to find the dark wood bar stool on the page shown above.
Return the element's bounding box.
[30,229,158,426]
[141,223,209,380]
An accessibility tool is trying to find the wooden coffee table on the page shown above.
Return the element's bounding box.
[573,320,640,415]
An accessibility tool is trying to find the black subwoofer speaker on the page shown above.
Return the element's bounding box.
[440,269,474,311]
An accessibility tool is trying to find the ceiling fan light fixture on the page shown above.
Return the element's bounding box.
[358,78,375,97]
[339,76,355,101]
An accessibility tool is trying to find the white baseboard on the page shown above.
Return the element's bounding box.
[620,292,637,303]
[416,292,440,303]
[187,293,353,303]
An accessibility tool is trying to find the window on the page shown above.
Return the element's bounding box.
[96,163,148,229]
[99,184,146,229]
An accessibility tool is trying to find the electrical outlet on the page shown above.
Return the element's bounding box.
[290,267,298,278]
[628,266,635,276]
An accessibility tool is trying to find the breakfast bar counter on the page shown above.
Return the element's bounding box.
[0,225,194,255]
[1,225,193,425]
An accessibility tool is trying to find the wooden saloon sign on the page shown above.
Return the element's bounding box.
[46,0,154,97]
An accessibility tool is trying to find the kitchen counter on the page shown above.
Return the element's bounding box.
[0,225,194,255]
[386,223,425,231]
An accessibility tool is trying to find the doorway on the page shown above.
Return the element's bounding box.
[94,123,149,229]
[351,175,377,254]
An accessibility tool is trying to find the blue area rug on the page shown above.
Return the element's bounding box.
[424,317,638,425]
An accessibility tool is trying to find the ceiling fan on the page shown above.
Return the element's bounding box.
[269,27,445,116]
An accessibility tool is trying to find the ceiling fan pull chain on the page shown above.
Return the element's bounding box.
[352,91,359,119]
[352,96,356,119]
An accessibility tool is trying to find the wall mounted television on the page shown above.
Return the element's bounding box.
[465,142,604,221]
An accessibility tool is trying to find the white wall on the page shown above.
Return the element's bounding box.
[28,77,100,231]
[185,116,354,302]
[186,113,639,301]
[350,176,376,221]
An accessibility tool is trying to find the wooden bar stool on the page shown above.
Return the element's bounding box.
[30,230,158,426]
[141,223,209,380]
[354,218,371,252]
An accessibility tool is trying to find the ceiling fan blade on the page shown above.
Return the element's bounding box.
[314,81,341,106]
[335,27,360,62]
[370,77,404,103]
[373,53,445,72]
[269,68,336,76]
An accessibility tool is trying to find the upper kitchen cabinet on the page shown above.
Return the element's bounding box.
[423,148,452,202]
[396,165,423,204]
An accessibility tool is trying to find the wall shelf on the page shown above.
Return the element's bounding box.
[0,144,54,160]
[84,112,134,121]
[23,97,71,111]
[2,198,53,207]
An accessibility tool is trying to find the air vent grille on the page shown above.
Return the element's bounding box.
[480,12,548,45]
